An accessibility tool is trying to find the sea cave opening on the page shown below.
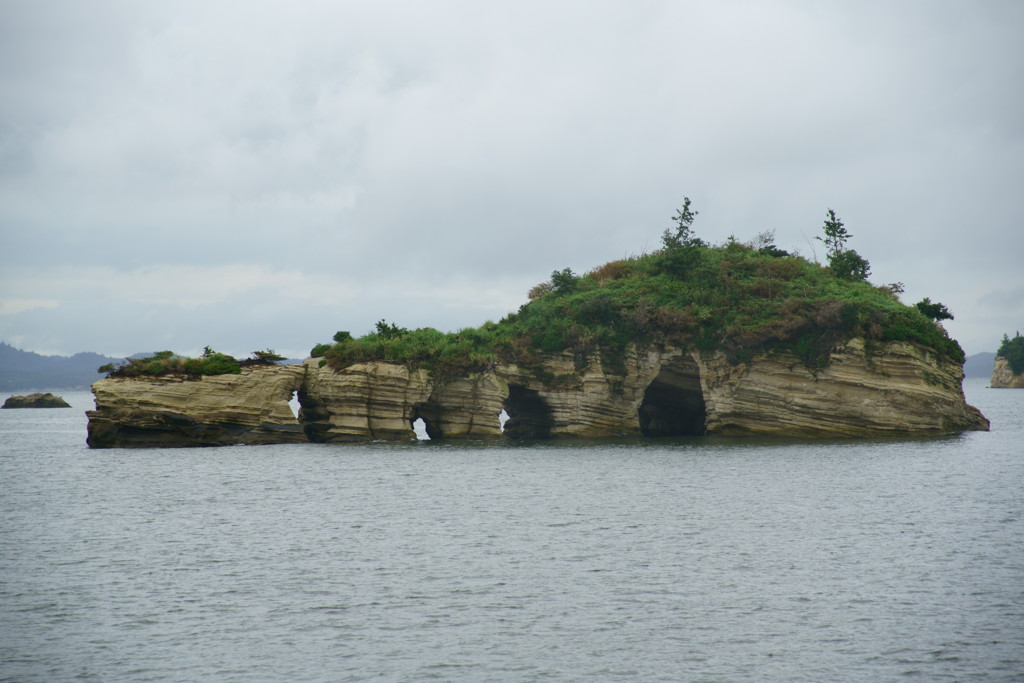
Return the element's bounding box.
[503,385,554,440]
[639,356,707,436]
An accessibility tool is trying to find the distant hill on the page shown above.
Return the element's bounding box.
[0,342,121,391]
[963,352,996,379]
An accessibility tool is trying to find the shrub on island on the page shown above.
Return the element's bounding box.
[997,331,1024,375]
[99,347,285,379]
[310,201,964,383]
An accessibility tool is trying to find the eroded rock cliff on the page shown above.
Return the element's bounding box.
[417,372,508,440]
[299,361,431,442]
[299,360,507,442]
[696,339,988,436]
[497,348,665,438]
[87,338,987,447]
[87,365,305,448]
[492,339,987,439]
[990,355,1024,388]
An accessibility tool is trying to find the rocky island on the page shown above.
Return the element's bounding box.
[991,332,1024,388]
[3,392,72,409]
[87,205,988,447]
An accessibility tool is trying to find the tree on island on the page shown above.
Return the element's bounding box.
[997,331,1024,375]
[816,209,870,281]
[662,197,704,250]
[915,298,954,323]
[550,267,579,294]
[98,346,285,378]
[658,197,706,277]
[248,349,286,364]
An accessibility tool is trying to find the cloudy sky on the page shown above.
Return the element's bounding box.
[1,0,1021,359]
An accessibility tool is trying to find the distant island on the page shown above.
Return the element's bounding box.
[991,332,1024,388]
[87,203,988,447]
[2,392,71,409]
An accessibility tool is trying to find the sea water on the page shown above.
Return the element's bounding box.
[1,379,1022,682]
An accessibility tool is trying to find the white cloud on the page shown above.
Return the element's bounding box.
[1,0,1022,357]
[0,263,534,357]
[0,265,361,309]
[0,298,59,316]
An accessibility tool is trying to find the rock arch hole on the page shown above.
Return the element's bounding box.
[412,417,431,440]
[503,385,554,439]
[639,357,706,436]
[410,406,439,440]
[288,390,300,419]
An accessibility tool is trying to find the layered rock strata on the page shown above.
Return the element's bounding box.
[990,356,1024,388]
[87,365,305,448]
[87,338,988,447]
[494,339,987,438]
[298,361,507,442]
[498,349,665,438]
[696,339,988,436]
[416,372,508,439]
[299,361,430,442]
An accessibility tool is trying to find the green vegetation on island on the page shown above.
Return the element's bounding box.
[2,392,71,409]
[996,331,1024,375]
[312,201,964,380]
[99,348,286,378]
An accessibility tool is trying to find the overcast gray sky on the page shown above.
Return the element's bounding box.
[1,0,1021,359]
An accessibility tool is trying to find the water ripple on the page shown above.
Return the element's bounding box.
[1,383,1022,681]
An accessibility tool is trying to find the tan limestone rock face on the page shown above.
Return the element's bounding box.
[86,365,306,448]
[697,339,989,436]
[302,361,508,441]
[299,361,432,442]
[496,347,669,438]
[419,373,508,439]
[86,337,988,448]
[496,339,987,439]
[990,356,1024,388]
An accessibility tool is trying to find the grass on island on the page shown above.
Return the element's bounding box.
[311,202,963,382]
[99,201,962,382]
[99,348,285,379]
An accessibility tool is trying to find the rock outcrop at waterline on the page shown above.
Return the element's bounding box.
[86,338,988,448]
[87,365,306,448]
[696,339,988,436]
[490,338,987,438]
[299,362,508,441]
[990,356,1024,388]
[3,392,71,408]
